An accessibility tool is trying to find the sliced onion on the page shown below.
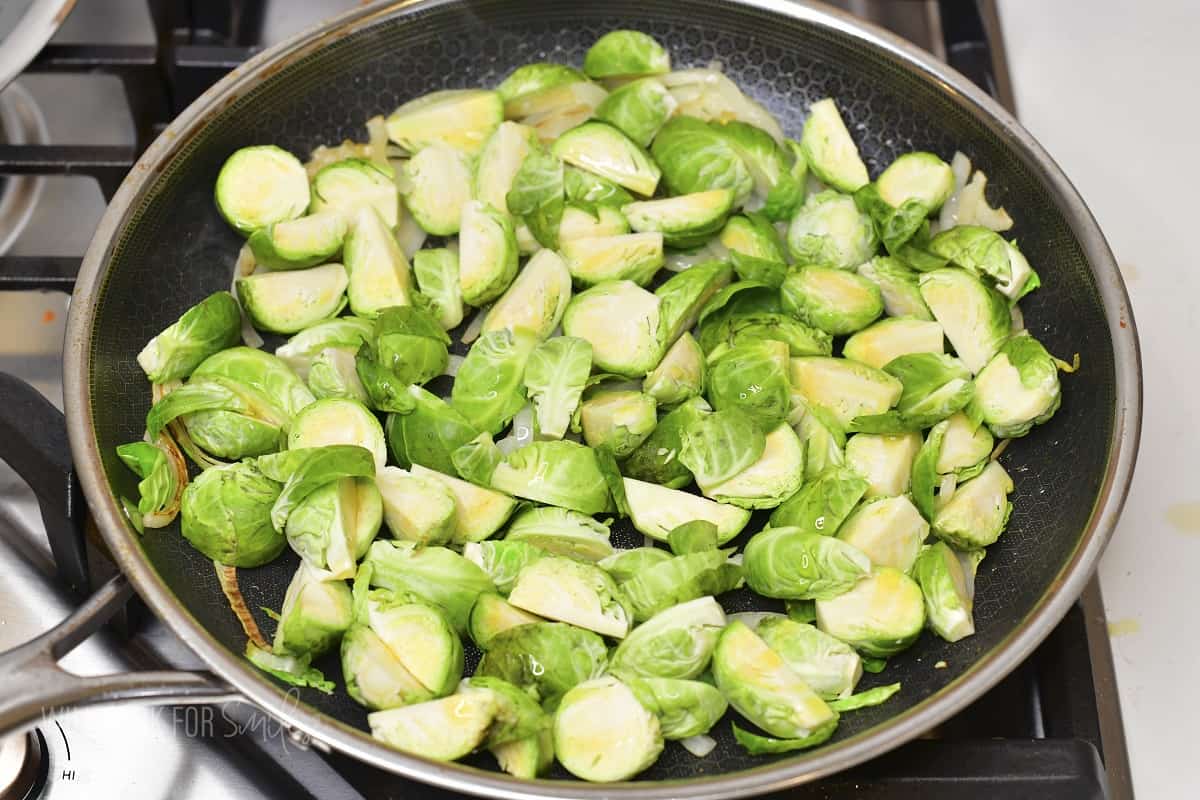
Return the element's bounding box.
[461,305,490,345]
[989,438,1011,462]
[444,354,466,377]
[681,734,717,758]
[365,115,389,167]
[394,208,427,259]
[495,434,521,455]
[726,611,784,630]
[937,151,1012,233]
[140,428,188,530]
[727,553,744,566]
[214,561,270,650]
[958,549,985,602]
[665,239,729,272]
[230,243,264,348]
[512,404,535,449]
[662,68,784,142]
[935,473,958,511]
[1010,304,1025,333]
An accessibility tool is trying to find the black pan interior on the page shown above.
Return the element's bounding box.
[86,0,1115,781]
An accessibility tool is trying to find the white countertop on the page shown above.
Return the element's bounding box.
[999,1,1198,796]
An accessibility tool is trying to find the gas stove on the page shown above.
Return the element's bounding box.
[0,2,1133,799]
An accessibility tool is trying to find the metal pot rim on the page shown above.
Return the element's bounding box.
[62,1,1143,797]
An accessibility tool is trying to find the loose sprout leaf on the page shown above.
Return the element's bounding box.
[117,441,176,518]
[785,600,817,624]
[244,641,335,694]
[861,656,888,674]
[678,408,765,487]
[667,521,720,555]
[507,148,565,248]
[731,721,836,755]
[137,292,242,384]
[826,682,901,712]
[525,336,593,440]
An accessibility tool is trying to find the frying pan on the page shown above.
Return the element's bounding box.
[0,0,1141,796]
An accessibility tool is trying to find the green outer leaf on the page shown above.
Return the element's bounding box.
[785,599,816,623]
[137,292,242,383]
[256,445,376,532]
[861,656,887,673]
[507,148,565,249]
[451,432,504,486]
[743,526,872,600]
[621,550,743,622]
[704,342,792,430]
[678,409,765,487]
[117,442,175,516]
[826,682,901,712]
[244,642,335,694]
[564,166,633,207]
[894,221,949,272]
[622,397,708,489]
[731,720,837,755]
[490,440,612,516]
[525,336,593,440]
[929,224,1013,283]
[768,467,869,535]
[364,540,495,633]
[911,421,948,520]
[386,385,480,477]
[451,329,539,435]
[594,446,631,517]
[667,521,720,555]
[146,378,256,438]
[476,622,608,707]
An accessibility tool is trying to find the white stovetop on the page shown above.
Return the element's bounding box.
[999,1,1199,796]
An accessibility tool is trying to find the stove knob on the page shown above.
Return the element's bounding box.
[0,731,47,800]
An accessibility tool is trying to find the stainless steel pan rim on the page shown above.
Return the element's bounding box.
[63,0,1143,797]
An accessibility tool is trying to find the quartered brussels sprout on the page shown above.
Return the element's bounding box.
[340,623,433,710]
[491,726,555,779]
[462,540,547,595]
[564,165,634,207]
[787,395,847,480]
[215,145,310,234]
[369,693,495,760]
[628,677,727,739]
[450,328,537,434]
[844,432,922,499]
[505,147,564,248]
[505,506,614,562]
[180,460,283,566]
[815,567,926,657]
[599,547,674,583]
[713,622,838,740]
[275,317,373,379]
[669,519,719,553]
[608,596,726,681]
[311,158,400,228]
[285,477,382,578]
[477,621,608,706]
[931,460,1013,549]
[365,590,464,698]
[562,280,663,377]
[720,213,789,265]
[755,617,863,701]
[558,203,629,242]
[623,189,734,249]
[490,440,612,516]
[386,89,503,156]
[469,592,543,649]
[789,356,903,429]
[912,541,978,642]
[852,353,974,433]
[508,555,633,639]
[475,121,537,213]
[256,444,377,533]
[369,305,451,389]
[594,77,675,147]
[699,422,805,510]
[458,200,520,306]
[972,333,1063,438]
[643,332,706,407]
[552,122,661,197]
[705,339,792,430]
[622,476,751,544]
[877,152,955,211]
[936,412,994,477]
[401,142,473,235]
[411,463,517,545]
[929,224,1014,286]
[509,81,610,144]
[714,120,805,220]
[702,310,832,359]
[918,267,1011,374]
[236,263,348,334]
[744,525,872,600]
[651,116,752,204]
[561,232,664,286]
[621,549,743,622]
[375,467,457,546]
[769,466,867,535]
[799,98,869,192]
[364,540,496,633]
[497,63,588,107]
[787,190,878,270]
[554,676,664,782]
[837,495,928,573]
[289,398,386,471]
[842,317,945,371]
[578,390,657,457]
[523,336,592,440]
[247,211,347,271]
[656,260,734,345]
[695,278,781,340]
[306,347,368,402]
[460,675,549,748]
[622,396,709,489]
[342,206,415,317]
[137,292,242,384]
[857,256,934,320]
[483,249,572,340]
[412,248,464,330]
[584,30,670,78]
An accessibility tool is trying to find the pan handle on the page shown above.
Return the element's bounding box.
[0,573,239,737]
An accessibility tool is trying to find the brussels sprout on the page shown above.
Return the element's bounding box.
[558,203,630,242]
[524,336,592,440]
[236,262,348,334]
[379,382,471,469]
[842,318,945,371]
[491,726,555,779]
[929,224,1013,285]
[490,440,612,515]
[789,357,903,429]
[995,239,1041,302]
[912,541,978,642]
[918,268,1011,374]
[580,389,658,457]
[594,77,675,148]
[622,396,709,489]
[364,540,495,632]
[628,677,727,739]
[562,232,664,286]
[459,200,520,306]
[137,292,242,384]
[972,333,1063,438]
[844,432,922,499]
[854,183,934,257]
[678,408,763,486]
[659,68,784,142]
[799,98,869,192]
[463,540,547,595]
[936,411,994,476]
[712,622,838,739]
[857,256,934,320]
[555,676,664,782]
[288,397,386,470]
[247,211,347,271]
[410,463,518,545]
[608,596,726,681]
[368,693,495,760]
[508,556,633,639]
[460,675,549,747]
[271,564,353,657]
[256,445,377,532]
[666,520,719,555]
[310,158,400,228]
[399,142,473,236]
[341,625,432,710]
[651,116,752,204]
[496,63,588,107]
[744,525,872,600]
[506,147,564,248]
[510,80,610,144]
[720,214,788,265]
[552,122,661,197]
[837,495,928,573]
[851,353,974,433]
[146,384,286,456]
[386,89,503,156]
[584,30,670,78]
[877,152,955,211]
[285,477,382,577]
[275,317,374,379]
[215,145,310,234]
[562,280,663,376]
[713,120,804,221]
[505,506,614,562]
[244,642,334,693]
[477,621,608,706]
[787,190,878,270]
[656,260,734,345]
[178,410,281,461]
[450,328,538,434]
[475,121,537,213]
[375,467,457,546]
[769,466,868,535]
[622,477,751,545]
[702,311,833,359]
[469,592,543,649]
[180,461,283,566]
[621,549,743,622]
[931,460,1013,549]
[191,346,315,416]
[623,189,734,249]
[365,592,464,697]
[564,166,635,207]
[116,441,178,530]
[696,280,781,334]
[815,567,926,657]
[482,251,572,342]
[787,395,847,481]
[306,347,368,402]
[705,340,792,430]
[410,251,463,331]
[643,332,705,407]
[756,617,863,701]
[700,422,805,510]
[599,547,674,583]
[342,206,415,317]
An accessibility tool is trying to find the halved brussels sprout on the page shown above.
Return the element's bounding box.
[310,158,400,228]
[562,280,663,377]
[183,409,282,461]
[275,317,373,379]
[713,120,805,220]
[623,396,709,489]
[385,385,478,475]
[743,525,872,600]
[490,440,612,515]
[843,318,945,370]
[713,621,838,739]
[584,30,670,78]
[475,121,537,213]
[579,390,658,457]
[622,476,751,544]
[700,422,806,510]
[815,567,926,657]
[558,203,629,242]
[787,190,878,270]
[236,262,347,334]
[462,540,546,595]
[936,412,994,476]
[368,692,495,760]
[505,506,614,562]
[628,677,728,739]
[656,260,734,345]
[931,460,1013,549]
[768,466,867,535]
[180,461,283,566]
[555,676,664,782]
[787,395,847,481]
[459,200,520,306]
[508,555,633,639]
[285,476,381,578]
[562,232,664,286]
[599,547,674,583]
[857,256,934,320]
[375,467,457,546]
[215,145,310,234]
[552,122,661,197]
[524,336,593,440]
[608,596,725,681]
[837,495,928,573]
[289,397,386,471]
[477,621,608,706]
[366,593,464,697]
[799,98,869,192]
[247,212,347,271]
[491,726,555,779]
[411,463,518,545]
[497,63,588,107]
[701,310,832,359]
[342,206,415,317]
[918,267,1011,374]
[756,617,863,701]
[271,563,353,657]
[341,624,432,710]
[192,346,316,416]
[623,189,734,249]
[643,332,705,407]
[844,432,922,499]
[720,214,788,265]
[912,541,977,642]
[972,333,1063,438]
[137,292,242,383]
[651,116,752,204]
[789,357,903,428]
[401,142,473,235]
[307,347,368,402]
[594,77,676,148]
[877,152,955,211]
[469,592,543,649]
[386,89,503,156]
[483,248,572,340]
[364,540,495,633]
[705,339,792,430]
[450,328,538,434]
[621,549,743,622]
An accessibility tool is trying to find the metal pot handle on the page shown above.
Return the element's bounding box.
[0,573,239,736]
